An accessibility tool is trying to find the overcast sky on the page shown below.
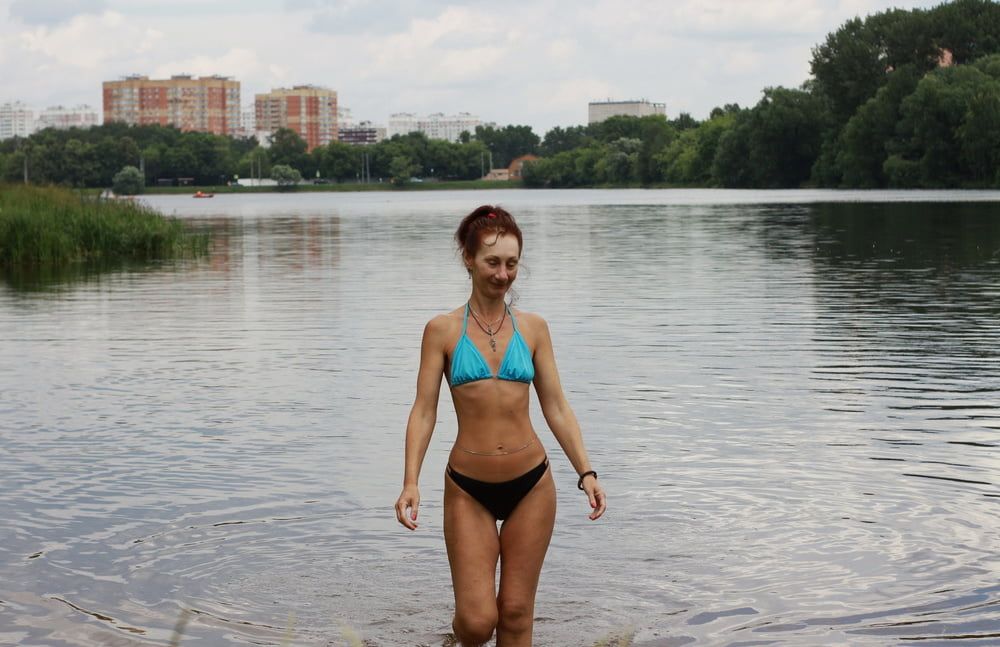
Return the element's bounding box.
[1,0,943,134]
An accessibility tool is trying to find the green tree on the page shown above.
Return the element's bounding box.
[711,113,755,187]
[540,125,592,156]
[811,10,938,128]
[271,163,302,189]
[896,64,989,185]
[712,87,825,188]
[473,124,540,168]
[63,139,99,187]
[389,155,419,185]
[595,138,640,183]
[826,64,923,187]
[315,141,363,182]
[112,165,144,195]
[934,0,1000,64]
[659,112,735,185]
[268,128,309,171]
[958,82,1000,184]
[670,113,699,131]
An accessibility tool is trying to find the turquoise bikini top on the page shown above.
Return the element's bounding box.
[449,303,535,387]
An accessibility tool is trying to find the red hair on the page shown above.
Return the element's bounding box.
[454,205,523,273]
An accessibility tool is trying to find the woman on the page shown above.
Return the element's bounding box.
[395,205,607,646]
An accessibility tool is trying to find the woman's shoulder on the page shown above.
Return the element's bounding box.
[511,308,550,334]
[423,308,464,337]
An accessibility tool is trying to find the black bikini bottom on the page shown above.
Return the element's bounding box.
[446,458,549,520]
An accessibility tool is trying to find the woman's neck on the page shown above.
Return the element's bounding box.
[468,293,506,320]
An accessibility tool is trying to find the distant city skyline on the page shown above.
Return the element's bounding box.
[1,0,943,135]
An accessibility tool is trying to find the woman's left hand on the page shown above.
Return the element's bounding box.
[582,477,606,520]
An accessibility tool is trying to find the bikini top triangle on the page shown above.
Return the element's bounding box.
[449,303,535,387]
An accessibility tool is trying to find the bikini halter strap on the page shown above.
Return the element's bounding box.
[506,303,519,332]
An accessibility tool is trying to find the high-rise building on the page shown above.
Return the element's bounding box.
[36,104,100,130]
[588,99,666,124]
[102,75,241,136]
[230,103,257,140]
[255,85,338,151]
[387,112,480,142]
[336,108,385,145]
[0,101,36,140]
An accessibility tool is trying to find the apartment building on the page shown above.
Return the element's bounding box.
[102,75,241,137]
[36,104,100,130]
[588,99,666,124]
[338,121,386,145]
[387,112,481,142]
[0,101,36,140]
[255,85,338,151]
[336,109,385,145]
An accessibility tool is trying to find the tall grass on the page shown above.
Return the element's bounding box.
[0,184,207,267]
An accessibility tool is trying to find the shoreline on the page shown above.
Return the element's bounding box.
[133,179,527,195]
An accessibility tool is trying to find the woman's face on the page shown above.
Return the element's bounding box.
[467,232,520,297]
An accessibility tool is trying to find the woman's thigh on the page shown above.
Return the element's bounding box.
[444,472,502,612]
[497,469,556,601]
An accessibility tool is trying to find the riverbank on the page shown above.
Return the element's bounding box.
[0,184,208,267]
[137,178,525,195]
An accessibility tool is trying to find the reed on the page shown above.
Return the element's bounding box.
[0,184,207,267]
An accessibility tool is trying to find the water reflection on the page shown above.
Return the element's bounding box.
[1,191,998,646]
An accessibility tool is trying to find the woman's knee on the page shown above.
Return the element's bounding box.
[454,607,498,646]
[497,596,534,633]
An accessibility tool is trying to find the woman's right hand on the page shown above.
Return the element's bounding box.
[395,485,421,530]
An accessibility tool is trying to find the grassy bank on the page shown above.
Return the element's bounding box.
[141,178,525,194]
[0,184,208,267]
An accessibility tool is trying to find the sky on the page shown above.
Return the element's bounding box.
[1,0,945,135]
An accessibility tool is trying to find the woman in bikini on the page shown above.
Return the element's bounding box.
[394,205,607,646]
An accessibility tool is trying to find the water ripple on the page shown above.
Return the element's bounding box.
[1,193,999,645]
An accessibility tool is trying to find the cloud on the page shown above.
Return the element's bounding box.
[18,11,161,70]
[0,0,949,134]
[360,6,510,83]
[152,48,259,81]
[293,0,499,36]
[547,39,578,64]
[8,0,107,25]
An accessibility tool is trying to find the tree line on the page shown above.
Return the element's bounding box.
[526,0,1000,189]
[0,122,505,187]
[2,0,999,189]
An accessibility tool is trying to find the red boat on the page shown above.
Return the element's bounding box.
[193,191,214,198]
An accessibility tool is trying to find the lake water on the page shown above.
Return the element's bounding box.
[1,189,999,646]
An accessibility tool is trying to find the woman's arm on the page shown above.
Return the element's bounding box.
[395,316,447,530]
[530,314,607,520]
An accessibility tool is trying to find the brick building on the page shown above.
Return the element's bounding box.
[102,75,241,136]
[255,86,338,151]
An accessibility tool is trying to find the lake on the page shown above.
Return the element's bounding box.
[1,189,999,646]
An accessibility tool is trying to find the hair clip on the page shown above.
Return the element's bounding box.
[486,212,498,219]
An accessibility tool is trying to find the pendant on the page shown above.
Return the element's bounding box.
[489,336,497,352]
